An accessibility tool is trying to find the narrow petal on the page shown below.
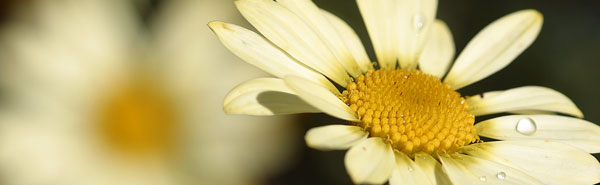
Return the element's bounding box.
[224,78,320,115]
[418,20,455,78]
[414,153,452,185]
[345,138,395,184]
[320,9,373,73]
[395,0,438,69]
[444,10,543,89]
[284,76,359,121]
[277,0,363,77]
[236,0,351,86]
[467,86,583,118]
[208,21,339,94]
[508,110,555,115]
[389,152,433,185]
[439,154,544,185]
[357,0,398,69]
[464,140,600,185]
[305,125,368,150]
[475,114,600,153]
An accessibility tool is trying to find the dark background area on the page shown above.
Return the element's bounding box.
[0,0,598,184]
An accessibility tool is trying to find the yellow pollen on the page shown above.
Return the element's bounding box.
[98,80,175,156]
[340,69,479,156]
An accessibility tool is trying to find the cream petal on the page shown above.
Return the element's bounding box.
[305,125,368,150]
[224,78,320,115]
[467,86,583,118]
[418,20,455,78]
[320,10,373,74]
[444,10,543,89]
[464,140,600,185]
[475,114,600,153]
[356,0,398,69]
[395,0,438,69]
[389,152,433,185]
[439,154,544,185]
[277,0,363,77]
[414,153,452,185]
[235,0,351,87]
[284,76,359,121]
[508,110,555,115]
[345,138,395,184]
[208,21,339,94]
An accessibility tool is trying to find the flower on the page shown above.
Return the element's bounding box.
[209,0,600,184]
[0,0,297,185]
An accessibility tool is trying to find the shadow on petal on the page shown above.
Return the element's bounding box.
[257,91,320,115]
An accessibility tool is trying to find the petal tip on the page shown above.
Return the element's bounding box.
[207,20,222,27]
[518,9,544,26]
[523,9,543,17]
[207,21,234,33]
[574,109,584,118]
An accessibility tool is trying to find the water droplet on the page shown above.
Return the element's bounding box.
[496,172,506,180]
[412,13,427,35]
[479,176,487,181]
[516,117,537,136]
[408,167,414,172]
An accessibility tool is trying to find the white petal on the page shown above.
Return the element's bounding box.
[475,114,600,153]
[508,110,555,115]
[444,10,543,89]
[208,21,339,94]
[345,138,395,184]
[284,76,359,121]
[464,140,600,185]
[389,152,433,185]
[356,0,398,69]
[418,20,455,78]
[236,0,351,87]
[439,154,544,185]
[224,78,320,115]
[320,9,373,74]
[467,86,583,118]
[414,153,452,185]
[395,0,438,69]
[277,0,364,77]
[305,125,368,150]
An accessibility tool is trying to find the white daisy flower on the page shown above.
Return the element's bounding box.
[0,0,297,185]
[209,0,600,184]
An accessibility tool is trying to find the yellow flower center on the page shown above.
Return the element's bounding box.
[340,69,479,156]
[98,80,176,156]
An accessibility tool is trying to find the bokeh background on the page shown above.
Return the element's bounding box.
[0,0,598,185]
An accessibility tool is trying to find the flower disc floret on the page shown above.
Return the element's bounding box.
[340,69,479,155]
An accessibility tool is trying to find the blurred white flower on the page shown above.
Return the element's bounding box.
[0,0,298,185]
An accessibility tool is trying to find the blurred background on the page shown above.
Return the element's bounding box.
[0,0,598,185]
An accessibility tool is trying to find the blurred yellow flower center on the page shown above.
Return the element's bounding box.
[98,81,175,156]
[340,69,479,156]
